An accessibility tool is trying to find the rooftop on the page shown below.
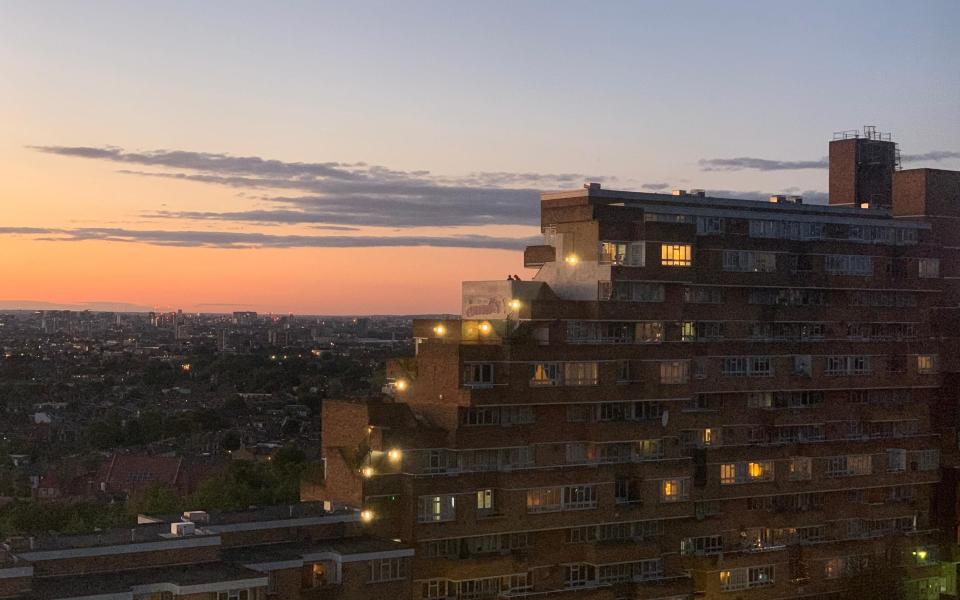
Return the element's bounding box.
[29,562,265,600]
[542,185,930,227]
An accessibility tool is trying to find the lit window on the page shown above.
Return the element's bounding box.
[917,354,937,374]
[476,489,493,511]
[660,478,690,502]
[660,244,692,267]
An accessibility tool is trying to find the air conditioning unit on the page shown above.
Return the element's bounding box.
[170,521,196,536]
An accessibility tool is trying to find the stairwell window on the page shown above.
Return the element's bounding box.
[919,258,940,278]
[888,449,907,473]
[476,488,494,514]
[660,243,692,267]
[788,457,812,481]
[917,354,938,374]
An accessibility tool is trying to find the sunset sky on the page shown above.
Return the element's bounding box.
[1,1,958,314]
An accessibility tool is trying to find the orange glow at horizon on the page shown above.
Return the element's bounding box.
[1,237,528,314]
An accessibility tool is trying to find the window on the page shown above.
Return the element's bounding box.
[661,243,692,266]
[529,363,560,386]
[684,285,723,304]
[917,354,938,374]
[823,558,843,579]
[720,566,774,591]
[825,254,873,276]
[499,406,534,425]
[749,288,828,306]
[562,485,598,510]
[682,321,724,341]
[919,258,940,278]
[563,362,598,385]
[681,428,720,449]
[825,455,872,478]
[888,449,907,473]
[565,320,663,344]
[463,363,494,387]
[916,449,939,471]
[610,281,665,302]
[565,564,595,588]
[526,487,561,513]
[681,535,724,556]
[636,322,664,343]
[369,558,406,583]
[720,461,774,484]
[825,355,872,376]
[793,355,812,376]
[693,357,707,379]
[418,495,456,522]
[660,478,690,502]
[476,489,494,513]
[421,580,448,599]
[599,240,645,266]
[722,356,773,377]
[659,360,690,384]
[851,290,916,307]
[599,241,628,265]
[788,457,812,481]
[217,591,251,600]
[723,250,776,272]
[696,216,724,235]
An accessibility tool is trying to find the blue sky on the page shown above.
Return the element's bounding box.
[0,1,957,312]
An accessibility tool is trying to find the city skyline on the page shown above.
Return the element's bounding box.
[2,1,959,314]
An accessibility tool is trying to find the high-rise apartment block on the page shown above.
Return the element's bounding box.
[313,128,960,600]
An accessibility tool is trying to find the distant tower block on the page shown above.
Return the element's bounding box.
[829,125,900,208]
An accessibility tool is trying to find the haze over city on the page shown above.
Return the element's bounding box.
[1,1,958,314]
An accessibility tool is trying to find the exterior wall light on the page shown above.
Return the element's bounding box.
[361,466,374,478]
[388,448,402,462]
[508,299,521,311]
[433,324,446,336]
[395,379,408,391]
[360,509,374,522]
[478,322,492,335]
[564,254,579,265]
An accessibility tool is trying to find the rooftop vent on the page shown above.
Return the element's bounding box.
[688,189,706,197]
[182,510,209,524]
[671,189,687,196]
[170,521,196,537]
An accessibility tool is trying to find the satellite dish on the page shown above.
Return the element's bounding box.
[661,410,669,428]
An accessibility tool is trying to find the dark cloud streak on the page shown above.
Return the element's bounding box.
[0,226,537,250]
